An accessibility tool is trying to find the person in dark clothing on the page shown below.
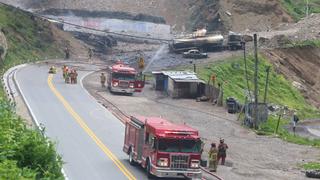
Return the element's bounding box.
[292,112,299,135]
[65,47,70,59]
[217,139,228,165]
[88,48,93,60]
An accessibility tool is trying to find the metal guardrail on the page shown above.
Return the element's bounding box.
[2,65,26,104]
[2,63,69,180]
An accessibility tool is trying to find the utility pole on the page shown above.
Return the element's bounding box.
[263,66,271,103]
[306,0,310,17]
[253,34,259,129]
[241,41,251,100]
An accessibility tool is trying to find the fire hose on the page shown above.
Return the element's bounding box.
[200,167,224,180]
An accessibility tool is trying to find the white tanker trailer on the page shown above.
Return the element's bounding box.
[169,31,243,53]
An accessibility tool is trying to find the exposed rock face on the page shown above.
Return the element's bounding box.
[0,30,7,59]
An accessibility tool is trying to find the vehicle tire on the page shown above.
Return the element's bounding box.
[306,170,320,178]
[146,160,154,179]
[129,150,136,166]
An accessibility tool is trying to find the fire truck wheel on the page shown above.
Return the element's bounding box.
[129,150,136,165]
[146,160,154,179]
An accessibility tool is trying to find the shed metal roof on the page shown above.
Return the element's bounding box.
[152,71,204,83]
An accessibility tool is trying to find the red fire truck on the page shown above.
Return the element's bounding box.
[107,61,144,94]
[123,116,202,179]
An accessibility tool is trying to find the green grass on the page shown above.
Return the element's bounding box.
[258,116,320,147]
[0,5,63,70]
[302,162,320,170]
[0,4,64,179]
[190,55,320,146]
[194,55,319,119]
[285,39,320,48]
[281,0,320,21]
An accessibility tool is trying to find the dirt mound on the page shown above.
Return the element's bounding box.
[50,23,89,58]
[264,47,320,108]
[219,0,293,32]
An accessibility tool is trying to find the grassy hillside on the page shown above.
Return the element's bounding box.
[196,55,319,118]
[0,4,63,69]
[190,54,320,146]
[0,4,64,179]
[281,0,320,20]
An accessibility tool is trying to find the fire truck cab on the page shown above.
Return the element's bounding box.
[123,116,202,179]
[107,61,144,94]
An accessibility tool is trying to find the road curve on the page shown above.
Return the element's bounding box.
[15,63,147,180]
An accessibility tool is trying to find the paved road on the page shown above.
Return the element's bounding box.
[15,64,147,180]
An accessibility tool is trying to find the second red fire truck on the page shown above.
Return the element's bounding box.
[106,61,144,94]
[123,116,202,179]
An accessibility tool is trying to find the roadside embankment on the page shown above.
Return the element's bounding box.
[0,3,88,179]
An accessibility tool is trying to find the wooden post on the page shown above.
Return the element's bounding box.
[242,41,251,99]
[253,34,259,129]
[275,109,282,134]
[263,66,270,103]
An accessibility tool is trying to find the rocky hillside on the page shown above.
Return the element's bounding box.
[264,46,320,108]
[1,0,293,33]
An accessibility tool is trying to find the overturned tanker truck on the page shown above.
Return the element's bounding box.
[169,30,243,53]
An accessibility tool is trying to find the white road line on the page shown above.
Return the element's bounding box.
[79,70,125,127]
[307,128,320,137]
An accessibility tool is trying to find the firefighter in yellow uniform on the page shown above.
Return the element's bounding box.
[100,73,106,87]
[208,143,218,172]
[138,57,145,69]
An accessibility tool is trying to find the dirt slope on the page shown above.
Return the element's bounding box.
[219,0,293,31]
[264,47,320,108]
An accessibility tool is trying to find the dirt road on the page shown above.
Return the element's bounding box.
[83,73,320,180]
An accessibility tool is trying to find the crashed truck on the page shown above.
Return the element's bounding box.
[123,116,202,179]
[106,61,145,95]
[169,30,243,53]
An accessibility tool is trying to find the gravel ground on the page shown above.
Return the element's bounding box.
[83,72,320,180]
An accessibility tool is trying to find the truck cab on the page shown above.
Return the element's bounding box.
[106,61,144,94]
[123,116,202,179]
[227,33,243,50]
